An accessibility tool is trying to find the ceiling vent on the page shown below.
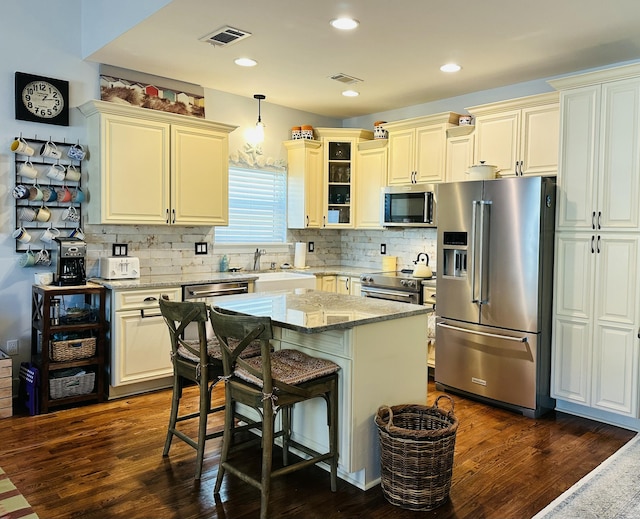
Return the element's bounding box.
[199,26,251,47]
[329,73,363,85]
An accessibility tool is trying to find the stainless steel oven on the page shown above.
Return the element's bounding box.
[359,271,424,305]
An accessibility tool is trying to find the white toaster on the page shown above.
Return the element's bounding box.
[99,257,141,279]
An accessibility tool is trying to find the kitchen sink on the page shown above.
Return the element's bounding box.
[253,271,316,292]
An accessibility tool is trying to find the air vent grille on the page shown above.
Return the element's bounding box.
[200,26,251,47]
[329,73,363,85]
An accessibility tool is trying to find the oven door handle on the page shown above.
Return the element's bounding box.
[361,289,419,304]
[437,322,528,343]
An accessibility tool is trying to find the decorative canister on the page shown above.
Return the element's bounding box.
[459,115,473,126]
[301,125,314,140]
[291,126,302,140]
[374,121,388,139]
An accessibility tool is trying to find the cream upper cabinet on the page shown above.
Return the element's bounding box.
[315,128,373,229]
[445,125,475,182]
[385,112,460,185]
[79,100,236,226]
[355,139,387,229]
[285,139,323,229]
[552,233,640,416]
[552,78,640,231]
[468,92,559,177]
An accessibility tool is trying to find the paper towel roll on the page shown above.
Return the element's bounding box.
[382,256,397,272]
[294,242,307,268]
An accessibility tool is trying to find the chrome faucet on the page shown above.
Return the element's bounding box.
[253,248,266,271]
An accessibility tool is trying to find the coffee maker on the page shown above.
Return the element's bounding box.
[54,237,86,286]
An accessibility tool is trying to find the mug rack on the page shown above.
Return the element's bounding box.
[12,134,86,256]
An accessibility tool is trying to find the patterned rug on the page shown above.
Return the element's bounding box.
[533,433,640,519]
[0,468,39,519]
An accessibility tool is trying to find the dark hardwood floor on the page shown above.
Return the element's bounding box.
[1,381,634,519]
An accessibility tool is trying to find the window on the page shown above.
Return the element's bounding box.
[214,167,287,244]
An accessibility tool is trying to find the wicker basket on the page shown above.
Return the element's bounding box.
[375,396,459,511]
[49,371,95,400]
[50,337,96,362]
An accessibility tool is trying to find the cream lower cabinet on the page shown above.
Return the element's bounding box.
[108,286,181,398]
[355,140,387,229]
[385,112,459,185]
[552,233,640,417]
[317,275,337,292]
[551,77,640,232]
[285,139,323,228]
[468,92,559,177]
[80,100,235,225]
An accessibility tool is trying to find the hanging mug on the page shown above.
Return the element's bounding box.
[69,227,85,240]
[40,140,62,159]
[12,227,32,244]
[10,137,34,156]
[18,250,37,268]
[57,185,73,203]
[18,160,39,179]
[46,164,66,181]
[67,143,86,161]
[28,185,44,201]
[62,205,80,222]
[65,164,81,182]
[35,249,51,266]
[19,207,38,222]
[35,205,52,223]
[13,184,31,200]
[41,186,58,203]
[72,187,86,203]
[40,226,61,244]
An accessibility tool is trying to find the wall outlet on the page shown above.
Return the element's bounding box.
[380,244,386,254]
[195,242,208,255]
[6,339,18,356]
[308,242,315,253]
[112,243,128,256]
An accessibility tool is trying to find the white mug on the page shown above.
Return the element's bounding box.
[41,226,61,243]
[35,249,51,266]
[11,137,34,156]
[18,161,39,179]
[40,140,62,159]
[13,227,32,243]
[46,164,66,181]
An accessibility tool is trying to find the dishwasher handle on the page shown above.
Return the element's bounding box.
[185,286,248,298]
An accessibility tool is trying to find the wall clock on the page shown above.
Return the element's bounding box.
[15,72,69,126]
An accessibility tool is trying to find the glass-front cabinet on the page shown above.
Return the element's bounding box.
[316,128,373,228]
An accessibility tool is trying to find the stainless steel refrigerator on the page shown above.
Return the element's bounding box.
[435,176,556,418]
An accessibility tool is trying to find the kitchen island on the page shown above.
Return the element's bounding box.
[213,288,429,490]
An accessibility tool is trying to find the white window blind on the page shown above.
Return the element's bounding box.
[215,167,287,244]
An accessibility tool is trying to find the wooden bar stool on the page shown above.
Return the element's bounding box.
[209,306,340,519]
[159,299,260,480]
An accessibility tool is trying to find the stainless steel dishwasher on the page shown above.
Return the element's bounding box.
[182,281,250,340]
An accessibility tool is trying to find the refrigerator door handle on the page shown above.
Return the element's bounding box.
[478,200,492,304]
[471,200,479,303]
[437,322,528,343]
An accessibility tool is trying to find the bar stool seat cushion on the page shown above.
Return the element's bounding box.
[236,349,340,387]
[179,337,262,363]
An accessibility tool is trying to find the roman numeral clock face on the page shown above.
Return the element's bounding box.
[15,72,69,126]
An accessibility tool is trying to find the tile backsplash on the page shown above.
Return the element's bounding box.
[84,224,437,278]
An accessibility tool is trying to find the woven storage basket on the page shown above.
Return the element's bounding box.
[50,337,96,362]
[49,371,95,399]
[375,395,458,511]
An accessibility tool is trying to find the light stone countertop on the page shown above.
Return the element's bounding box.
[212,288,429,333]
[89,265,436,290]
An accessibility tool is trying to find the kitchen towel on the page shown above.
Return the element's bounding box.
[294,242,306,268]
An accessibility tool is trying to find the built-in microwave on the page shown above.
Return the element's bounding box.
[381,184,437,227]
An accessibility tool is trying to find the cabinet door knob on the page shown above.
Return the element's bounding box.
[591,235,595,253]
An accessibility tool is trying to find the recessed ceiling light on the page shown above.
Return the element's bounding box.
[440,63,461,72]
[330,17,359,30]
[235,57,257,67]
[342,90,359,97]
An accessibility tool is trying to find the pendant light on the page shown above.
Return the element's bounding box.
[254,94,265,143]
